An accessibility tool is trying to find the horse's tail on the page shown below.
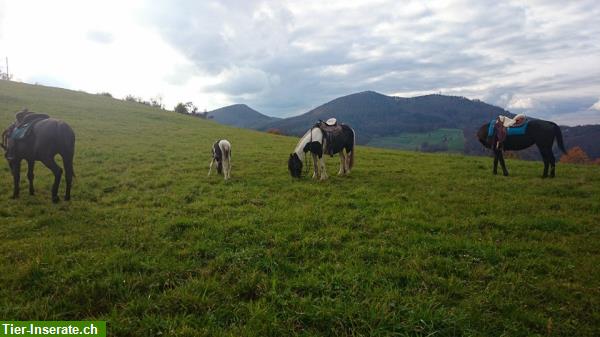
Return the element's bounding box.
[553,123,567,154]
[60,123,76,178]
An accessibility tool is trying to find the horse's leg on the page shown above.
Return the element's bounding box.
[63,154,74,201]
[319,156,328,180]
[497,151,509,176]
[27,160,35,195]
[311,153,319,179]
[207,159,214,176]
[537,146,549,178]
[11,159,21,199]
[549,150,556,178]
[546,149,556,178]
[493,150,499,175]
[224,157,230,180]
[41,157,62,203]
[338,151,345,175]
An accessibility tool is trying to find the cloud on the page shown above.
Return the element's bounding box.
[86,30,114,44]
[590,99,600,111]
[508,97,537,110]
[136,0,600,118]
[2,0,600,123]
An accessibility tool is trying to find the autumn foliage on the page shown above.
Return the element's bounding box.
[560,147,591,164]
[266,128,284,135]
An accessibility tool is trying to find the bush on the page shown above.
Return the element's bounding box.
[560,147,590,164]
[266,128,284,135]
[174,103,187,114]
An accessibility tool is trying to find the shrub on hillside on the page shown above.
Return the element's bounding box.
[267,128,284,135]
[560,146,590,164]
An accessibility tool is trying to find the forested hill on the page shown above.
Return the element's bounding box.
[207,104,279,129]
[260,91,510,143]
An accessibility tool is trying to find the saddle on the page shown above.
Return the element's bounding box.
[10,110,50,141]
[488,114,529,150]
[315,118,344,156]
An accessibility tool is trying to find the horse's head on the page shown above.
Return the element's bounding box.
[1,124,17,162]
[476,123,493,149]
[288,153,302,178]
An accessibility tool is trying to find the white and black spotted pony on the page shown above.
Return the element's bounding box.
[288,119,355,180]
[208,139,231,180]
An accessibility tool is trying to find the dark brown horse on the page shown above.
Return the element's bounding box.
[477,119,566,178]
[2,111,75,202]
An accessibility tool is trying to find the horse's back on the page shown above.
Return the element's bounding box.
[32,118,75,157]
[497,119,557,151]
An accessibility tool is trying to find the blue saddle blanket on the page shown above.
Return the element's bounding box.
[488,120,529,137]
[10,122,36,140]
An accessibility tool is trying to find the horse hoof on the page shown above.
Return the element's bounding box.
[503,173,509,177]
[52,197,60,203]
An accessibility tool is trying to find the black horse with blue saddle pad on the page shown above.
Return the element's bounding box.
[477,118,566,178]
[2,109,76,203]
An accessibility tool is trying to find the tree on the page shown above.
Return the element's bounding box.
[0,70,12,80]
[174,103,187,114]
[560,147,590,164]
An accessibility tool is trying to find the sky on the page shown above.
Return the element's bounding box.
[1,0,599,125]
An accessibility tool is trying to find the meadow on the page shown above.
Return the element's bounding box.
[0,80,599,336]
[367,128,464,152]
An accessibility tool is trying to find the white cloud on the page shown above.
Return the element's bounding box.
[1,0,600,122]
[590,98,600,111]
[507,97,537,110]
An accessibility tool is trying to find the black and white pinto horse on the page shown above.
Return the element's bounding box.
[288,122,355,180]
[208,139,232,180]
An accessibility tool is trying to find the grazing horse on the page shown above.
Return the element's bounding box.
[477,118,566,178]
[2,110,76,202]
[288,120,355,180]
[208,139,232,180]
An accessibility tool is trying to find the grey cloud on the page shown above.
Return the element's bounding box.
[140,0,600,120]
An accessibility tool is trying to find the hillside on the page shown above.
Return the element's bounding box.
[1,80,599,336]
[261,91,508,144]
[259,91,600,158]
[207,104,279,129]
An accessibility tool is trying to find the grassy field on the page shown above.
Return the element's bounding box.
[367,128,465,152]
[1,80,599,336]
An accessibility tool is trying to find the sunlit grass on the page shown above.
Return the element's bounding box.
[1,81,599,336]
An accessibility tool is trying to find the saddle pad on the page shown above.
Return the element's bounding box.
[10,123,34,140]
[507,121,528,136]
[10,117,48,140]
[488,120,529,137]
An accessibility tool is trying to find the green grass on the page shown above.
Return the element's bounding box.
[368,128,464,152]
[1,80,599,336]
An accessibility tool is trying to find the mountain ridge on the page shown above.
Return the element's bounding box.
[207,103,279,129]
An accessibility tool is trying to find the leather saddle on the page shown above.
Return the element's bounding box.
[315,118,344,156]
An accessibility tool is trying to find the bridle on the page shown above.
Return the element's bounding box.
[1,124,15,151]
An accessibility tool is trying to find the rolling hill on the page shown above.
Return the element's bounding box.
[1,80,599,336]
[207,104,279,129]
[255,91,600,158]
[260,91,508,144]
